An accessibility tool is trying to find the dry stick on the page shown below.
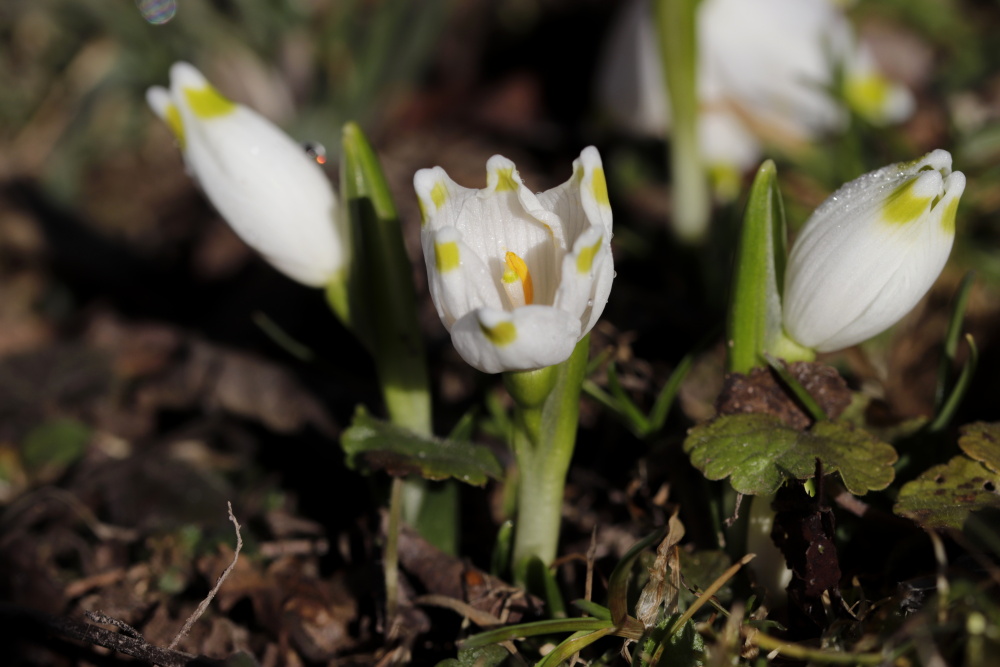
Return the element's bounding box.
[168,502,243,651]
[0,602,225,667]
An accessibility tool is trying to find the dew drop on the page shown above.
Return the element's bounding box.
[135,0,177,25]
[586,299,593,307]
[302,141,327,165]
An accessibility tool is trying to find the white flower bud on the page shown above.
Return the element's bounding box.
[414,148,614,374]
[783,149,965,352]
[147,62,346,287]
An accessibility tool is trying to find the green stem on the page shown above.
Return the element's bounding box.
[385,476,404,621]
[506,337,590,585]
[655,0,710,243]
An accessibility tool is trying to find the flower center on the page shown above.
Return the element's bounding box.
[501,251,534,308]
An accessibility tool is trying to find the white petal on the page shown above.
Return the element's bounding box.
[423,226,505,328]
[699,108,762,171]
[783,150,964,352]
[554,226,612,334]
[451,307,581,374]
[596,0,671,137]
[164,62,344,287]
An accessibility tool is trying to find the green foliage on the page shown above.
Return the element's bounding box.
[894,455,1000,530]
[727,160,788,374]
[435,644,510,667]
[340,406,501,486]
[632,613,704,667]
[683,414,897,495]
[22,418,90,476]
[959,422,1000,474]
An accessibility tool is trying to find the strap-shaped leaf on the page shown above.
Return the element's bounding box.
[683,414,897,495]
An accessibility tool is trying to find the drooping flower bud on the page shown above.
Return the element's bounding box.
[147,62,346,287]
[782,150,965,353]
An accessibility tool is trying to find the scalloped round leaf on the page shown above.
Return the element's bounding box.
[959,422,1000,474]
[894,456,1000,530]
[340,406,502,486]
[683,414,897,495]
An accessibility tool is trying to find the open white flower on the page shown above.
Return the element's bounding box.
[782,149,965,353]
[147,62,346,287]
[414,148,613,374]
[599,0,914,173]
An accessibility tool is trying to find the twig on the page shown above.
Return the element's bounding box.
[85,610,143,639]
[0,602,225,666]
[168,502,243,651]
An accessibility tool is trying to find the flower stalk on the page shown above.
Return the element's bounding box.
[655,0,710,243]
[505,336,590,586]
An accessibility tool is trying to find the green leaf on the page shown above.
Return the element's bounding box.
[436,644,510,667]
[537,627,618,667]
[340,406,501,485]
[683,414,897,495]
[895,456,1000,530]
[727,160,786,374]
[633,614,704,667]
[341,122,431,435]
[460,618,614,649]
[958,422,1000,475]
[22,418,90,475]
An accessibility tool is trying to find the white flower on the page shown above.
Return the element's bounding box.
[414,148,613,374]
[146,62,346,287]
[782,149,965,353]
[599,0,914,172]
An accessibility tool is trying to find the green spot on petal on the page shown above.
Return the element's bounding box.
[479,320,517,346]
[494,168,518,192]
[576,238,603,274]
[844,73,890,121]
[434,241,460,272]
[940,196,960,235]
[590,167,610,207]
[502,268,518,284]
[184,85,237,119]
[883,178,933,226]
[418,197,428,225]
[431,181,447,209]
[165,103,185,149]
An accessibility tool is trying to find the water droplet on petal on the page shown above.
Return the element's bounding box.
[135,0,177,24]
[302,141,327,165]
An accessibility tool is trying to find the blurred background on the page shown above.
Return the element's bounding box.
[3,0,1000,663]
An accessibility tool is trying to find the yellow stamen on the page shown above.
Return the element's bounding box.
[504,251,533,305]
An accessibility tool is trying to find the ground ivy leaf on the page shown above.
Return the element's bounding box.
[894,456,1000,530]
[959,422,1000,474]
[340,406,502,486]
[683,414,897,495]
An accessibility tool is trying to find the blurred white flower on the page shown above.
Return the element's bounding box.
[414,147,613,374]
[599,0,914,173]
[147,62,346,287]
[782,149,965,353]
